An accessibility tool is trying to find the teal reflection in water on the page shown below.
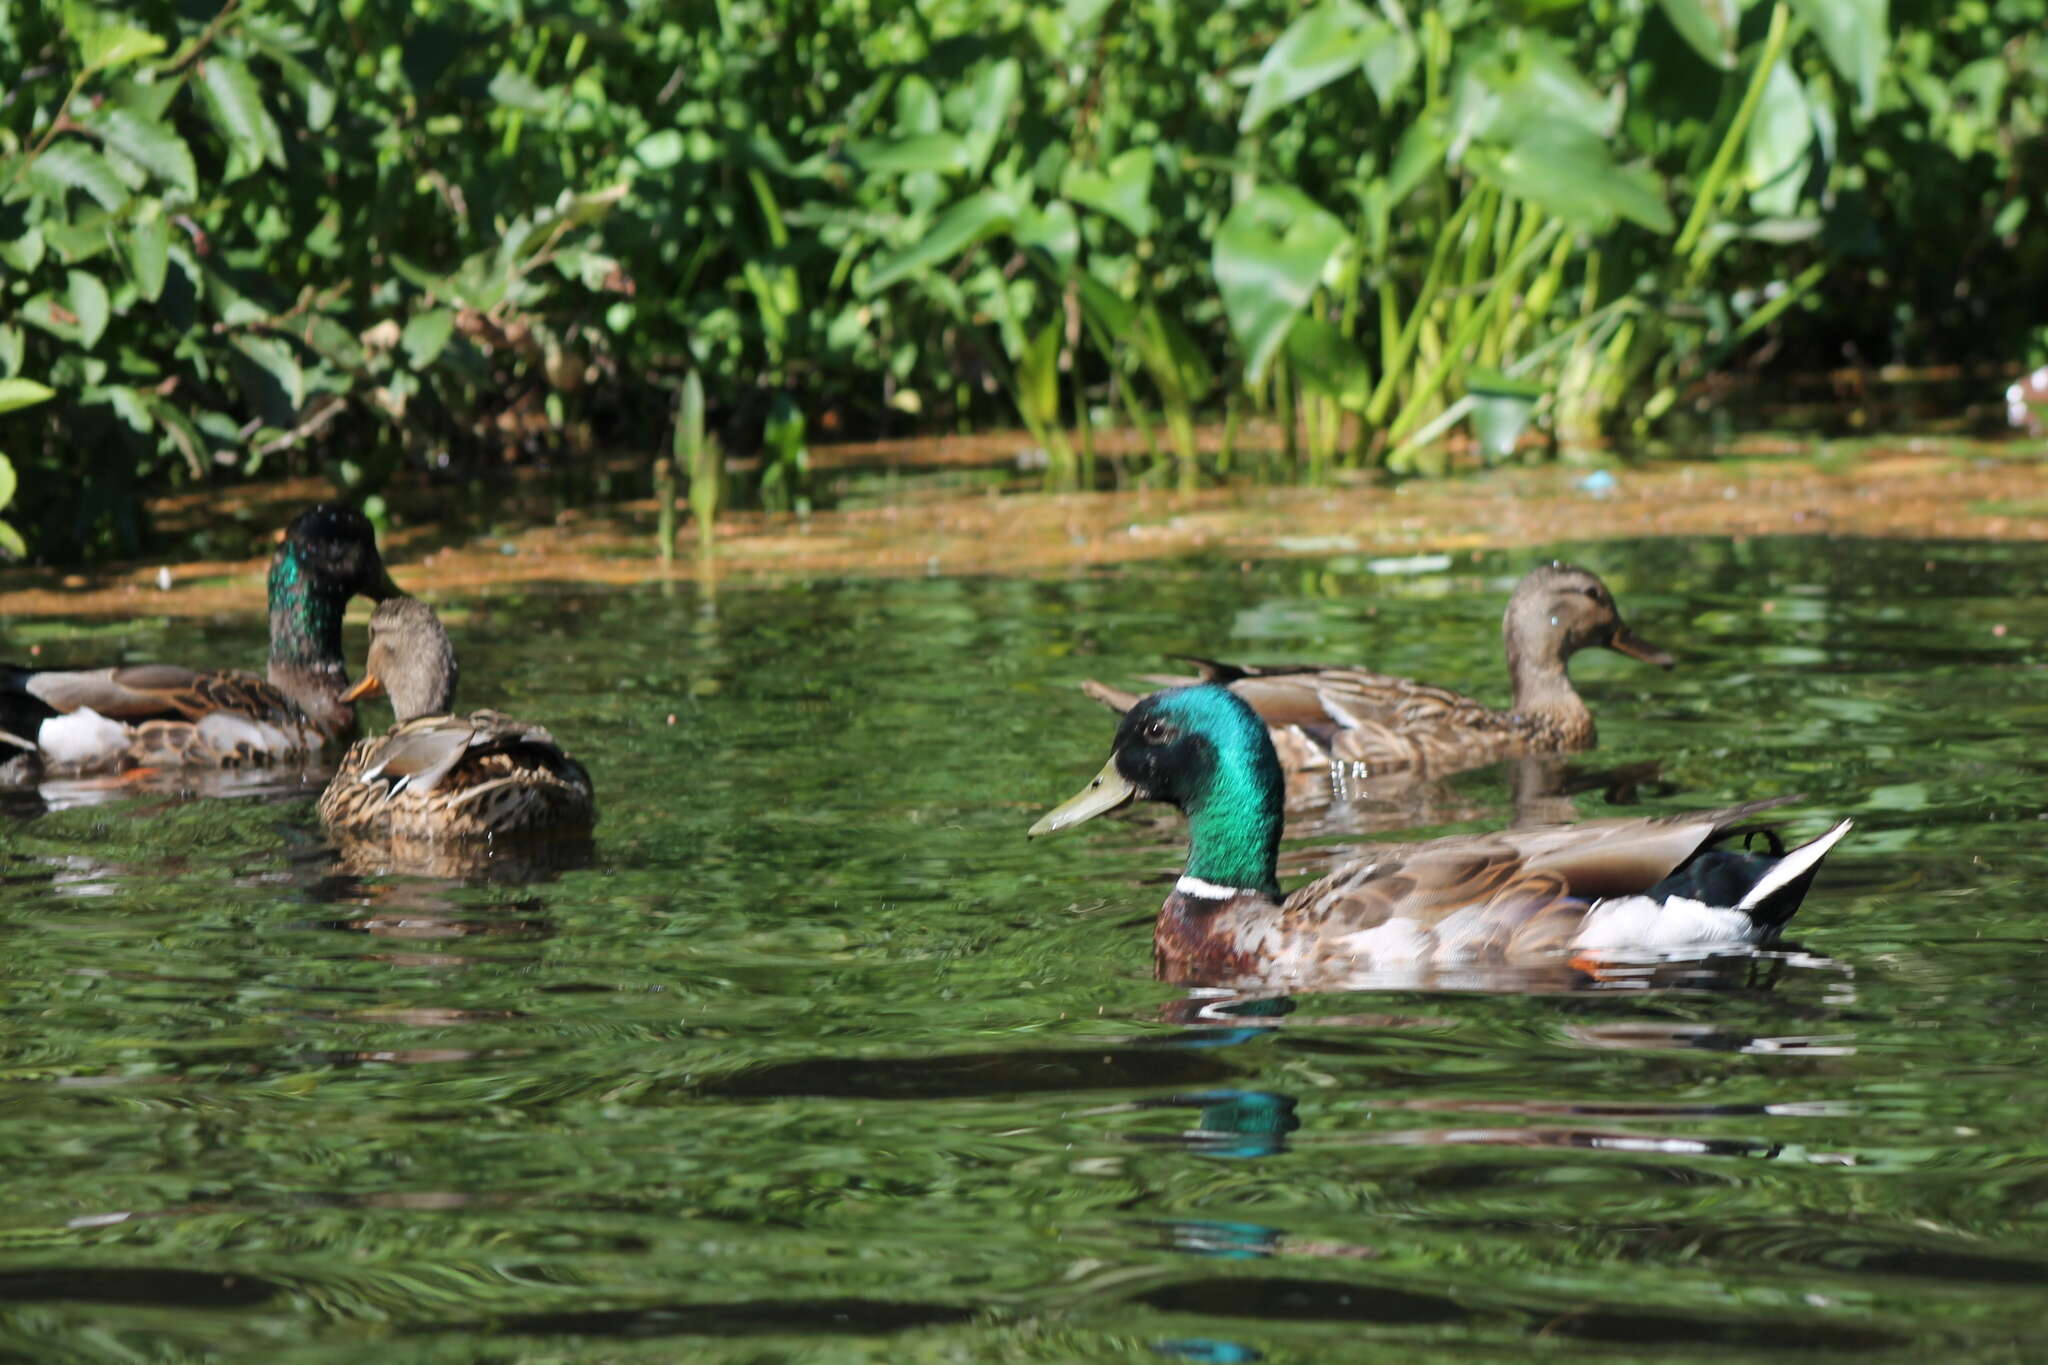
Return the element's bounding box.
[0,535,2045,1360]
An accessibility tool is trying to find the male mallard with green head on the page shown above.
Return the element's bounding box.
[1081,563,1672,778]
[1032,683,1850,990]
[319,597,595,841]
[0,504,399,777]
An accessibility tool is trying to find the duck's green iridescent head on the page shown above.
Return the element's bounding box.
[266,503,402,669]
[1030,683,1284,897]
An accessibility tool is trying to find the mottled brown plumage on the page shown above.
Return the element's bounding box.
[318,598,596,841]
[1081,563,1672,780]
[0,505,397,778]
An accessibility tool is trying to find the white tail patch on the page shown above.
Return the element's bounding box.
[1739,819,1854,910]
[36,708,129,767]
[1572,895,1755,951]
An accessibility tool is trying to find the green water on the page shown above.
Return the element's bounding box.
[3,534,2046,1362]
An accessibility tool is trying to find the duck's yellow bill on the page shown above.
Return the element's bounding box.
[340,673,386,703]
[1028,757,1138,838]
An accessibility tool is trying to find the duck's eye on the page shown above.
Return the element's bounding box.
[1582,586,1607,604]
[1141,720,1174,744]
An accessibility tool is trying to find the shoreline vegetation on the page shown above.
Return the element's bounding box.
[2,2,2044,563]
[1,435,2041,615]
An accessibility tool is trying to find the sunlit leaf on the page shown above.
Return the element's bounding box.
[1655,0,1739,70]
[848,134,970,176]
[1015,199,1079,273]
[0,379,57,416]
[1133,304,1214,407]
[0,453,15,513]
[1213,186,1347,385]
[1789,0,1886,119]
[1745,61,1814,216]
[199,56,286,172]
[1074,271,1136,338]
[231,334,305,410]
[1466,367,1547,460]
[1062,148,1155,238]
[402,309,456,367]
[1239,0,1374,132]
[488,67,551,112]
[0,227,45,274]
[67,269,110,349]
[1015,319,1062,432]
[1475,127,1674,234]
[862,189,1019,293]
[0,517,23,559]
[25,141,129,211]
[89,108,197,196]
[79,22,166,72]
[634,129,687,170]
[123,212,170,301]
[960,58,1021,178]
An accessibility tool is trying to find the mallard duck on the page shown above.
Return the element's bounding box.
[0,504,398,778]
[1029,683,1850,989]
[318,597,595,840]
[1081,563,1672,779]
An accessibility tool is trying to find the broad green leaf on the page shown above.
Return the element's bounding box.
[0,379,57,416]
[25,141,130,211]
[146,397,206,476]
[1074,272,1136,337]
[1386,119,1446,207]
[402,309,456,367]
[1062,148,1155,238]
[1357,20,1418,106]
[848,134,970,176]
[81,24,166,72]
[87,383,153,433]
[1015,319,1062,433]
[1239,0,1374,132]
[489,67,552,112]
[1213,186,1348,385]
[1745,61,1813,216]
[68,269,111,349]
[0,518,23,559]
[1014,200,1079,273]
[863,190,1019,293]
[1475,127,1673,234]
[634,129,687,170]
[960,59,1021,178]
[231,334,305,410]
[0,453,15,513]
[0,227,46,274]
[89,108,198,196]
[199,57,287,172]
[1789,0,1885,119]
[1286,317,1371,410]
[1655,0,1739,70]
[0,326,25,378]
[123,211,170,300]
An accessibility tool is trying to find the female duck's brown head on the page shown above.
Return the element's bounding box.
[1503,563,1671,743]
[340,598,459,723]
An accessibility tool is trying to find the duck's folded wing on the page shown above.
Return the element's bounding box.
[354,716,485,794]
[10,664,280,723]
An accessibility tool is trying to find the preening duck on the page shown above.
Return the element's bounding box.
[1031,683,1850,990]
[0,504,398,778]
[318,598,595,841]
[1081,563,1672,779]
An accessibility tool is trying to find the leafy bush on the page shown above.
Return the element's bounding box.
[1,0,2043,561]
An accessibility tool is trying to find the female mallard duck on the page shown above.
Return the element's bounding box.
[1030,683,1850,989]
[1081,563,1672,779]
[318,597,595,840]
[0,504,398,778]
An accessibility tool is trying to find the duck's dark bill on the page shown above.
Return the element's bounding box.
[1610,625,1674,668]
[1028,757,1138,837]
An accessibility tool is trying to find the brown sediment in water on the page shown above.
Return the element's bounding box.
[2,436,2045,618]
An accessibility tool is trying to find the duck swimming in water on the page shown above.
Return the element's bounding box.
[1031,683,1850,991]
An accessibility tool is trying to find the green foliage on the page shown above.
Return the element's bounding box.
[1,0,2043,560]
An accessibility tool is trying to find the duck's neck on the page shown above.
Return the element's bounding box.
[1505,629,1594,746]
[1180,767,1283,903]
[265,542,353,731]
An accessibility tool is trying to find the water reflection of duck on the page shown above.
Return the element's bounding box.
[0,505,398,779]
[1030,683,1851,991]
[1079,564,1671,786]
[318,598,595,841]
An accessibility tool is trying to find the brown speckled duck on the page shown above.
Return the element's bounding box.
[1081,563,1672,779]
[0,505,398,778]
[318,598,595,841]
[1031,683,1850,992]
